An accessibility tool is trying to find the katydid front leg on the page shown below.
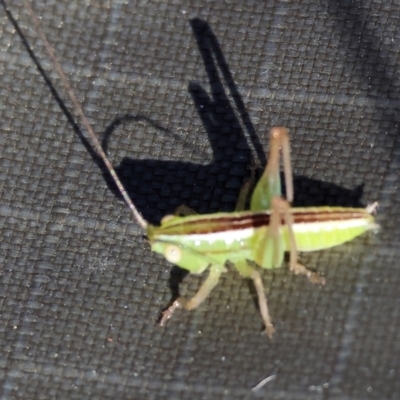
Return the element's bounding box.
[159,265,224,326]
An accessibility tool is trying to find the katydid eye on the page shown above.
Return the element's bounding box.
[164,245,182,263]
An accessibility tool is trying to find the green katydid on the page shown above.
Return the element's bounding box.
[152,126,378,337]
[22,1,378,338]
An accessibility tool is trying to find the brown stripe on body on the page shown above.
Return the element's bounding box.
[161,208,369,235]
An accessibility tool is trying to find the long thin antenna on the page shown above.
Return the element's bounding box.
[22,0,148,230]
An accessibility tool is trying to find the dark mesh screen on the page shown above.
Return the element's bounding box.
[0,1,398,399]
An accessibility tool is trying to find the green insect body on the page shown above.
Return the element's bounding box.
[149,128,378,337]
[149,207,376,274]
[23,2,378,338]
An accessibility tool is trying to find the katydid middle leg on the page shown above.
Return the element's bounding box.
[235,163,258,211]
[235,260,275,338]
[174,204,198,216]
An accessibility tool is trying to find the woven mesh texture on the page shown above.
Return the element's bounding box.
[0,1,399,399]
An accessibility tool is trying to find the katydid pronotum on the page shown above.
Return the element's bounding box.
[21,1,378,339]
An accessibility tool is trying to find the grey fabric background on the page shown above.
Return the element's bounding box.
[0,1,399,399]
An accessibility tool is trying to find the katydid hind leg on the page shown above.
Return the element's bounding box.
[253,196,285,270]
[291,263,326,285]
[275,197,326,285]
[250,127,293,211]
[159,265,223,326]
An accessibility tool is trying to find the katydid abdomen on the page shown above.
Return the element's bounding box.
[288,207,377,252]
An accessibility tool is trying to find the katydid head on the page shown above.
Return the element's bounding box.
[149,238,211,275]
[164,244,183,264]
